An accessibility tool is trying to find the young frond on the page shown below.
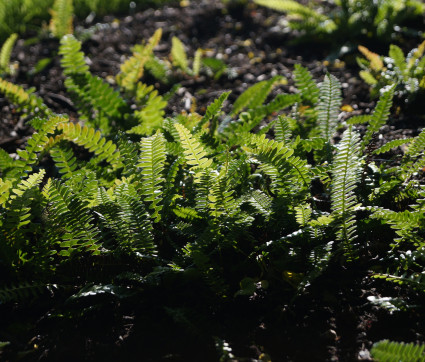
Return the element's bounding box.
[59,34,89,76]
[117,28,162,91]
[194,91,230,133]
[137,132,167,222]
[171,36,189,73]
[317,73,342,141]
[49,0,73,38]
[331,126,361,259]
[0,78,50,116]
[373,138,414,155]
[0,33,17,74]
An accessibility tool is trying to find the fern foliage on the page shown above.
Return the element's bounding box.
[371,340,425,361]
[331,126,361,259]
[0,33,17,75]
[49,0,74,38]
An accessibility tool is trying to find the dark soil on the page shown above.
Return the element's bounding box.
[1,1,425,361]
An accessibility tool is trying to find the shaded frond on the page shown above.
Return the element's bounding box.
[331,126,361,259]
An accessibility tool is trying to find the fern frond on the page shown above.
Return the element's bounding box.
[274,116,293,144]
[117,28,162,91]
[371,340,425,361]
[137,132,166,222]
[129,83,167,135]
[50,142,78,179]
[58,122,122,168]
[254,0,329,24]
[293,64,319,104]
[171,36,189,73]
[247,134,311,192]
[0,282,56,304]
[331,126,361,259]
[362,84,395,148]
[174,123,213,172]
[59,34,89,76]
[248,189,272,220]
[193,48,202,76]
[194,91,230,133]
[373,138,414,155]
[0,33,17,74]
[231,76,284,115]
[345,115,371,125]
[0,178,12,206]
[358,45,384,71]
[49,0,73,38]
[317,73,342,141]
[113,183,156,254]
[15,115,65,174]
[389,44,407,76]
[44,179,101,255]
[405,128,425,158]
[0,78,50,116]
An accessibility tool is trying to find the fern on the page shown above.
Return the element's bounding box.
[58,122,122,168]
[50,142,78,179]
[194,91,230,134]
[0,282,56,304]
[293,64,319,105]
[331,126,361,260]
[373,138,414,155]
[137,132,166,222]
[171,36,189,73]
[0,78,50,117]
[49,0,73,38]
[59,34,89,76]
[361,84,395,149]
[371,340,425,361]
[117,28,162,91]
[0,33,17,74]
[175,123,213,173]
[231,76,284,115]
[43,178,101,256]
[317,73,342,141]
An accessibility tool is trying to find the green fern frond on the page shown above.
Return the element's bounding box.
[254,0,329,24]
[373,138,414,155]
[293,64,319,105]
[231,75,284,115]
[50,142,78,179]
[405,128,425,158]
[113,183,156,254]
[371,339,425,361]
[174,123,213,172]
[0,148,14,174]
[247,189,272,220]
[58,122,122,168]
[331,126,361,259]
[171,36,189,73]
[137,132,166,222]
[317,73,342,141]
[389,44,407,76]
[193,48,202,76]
[0,33,17,74]
[0,178,12,206]
[194,91,230,133]
[247,134,311,191]
[44,179,101,255]
[246,93,300,121]
[362,84,395,148]
[59,34,89,76]
[15,115,65,175]
[0,78,50,116]
[295,203,312,227]
[274,116,294,144]
[129,83,167,135]
[0,282,56,304]
[49,0,73,38]
[345,115,372,125]
[117,28,162,91]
